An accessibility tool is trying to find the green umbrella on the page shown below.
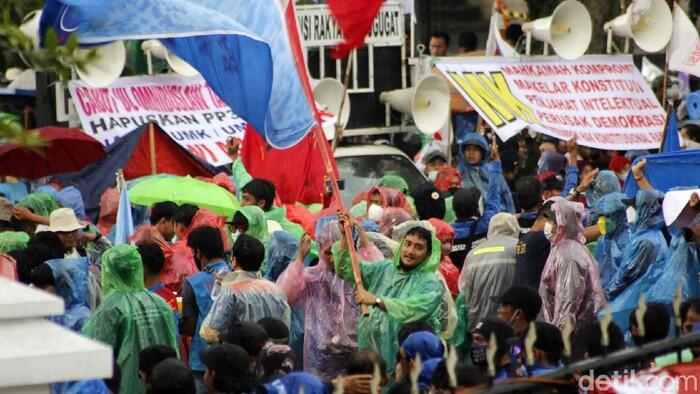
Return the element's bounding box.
[128,175,240,217]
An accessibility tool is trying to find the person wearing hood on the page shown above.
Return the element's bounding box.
[539,199,606,328]
[265,231,299,282]
[349,176,414,219]
[391,331,445,393]
[434,167,462,224]
[605,189,671,332]
[82,244,178,394]
[31,257,91,332]
[427,218,460,297]
[201,233,291,344]
[460,213,520,326]
[592,193,631,288]
[229,204,273,273]
[276,221,383,381]
[332,212,445,376]
[581,170,621,210]
[457,133,515,213]
[608,155,631,185]
[226,137,304,238]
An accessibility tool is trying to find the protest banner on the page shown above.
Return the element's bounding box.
[69,75,246,166]
[436,55,666,150]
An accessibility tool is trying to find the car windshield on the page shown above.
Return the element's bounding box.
[336,154,426,207]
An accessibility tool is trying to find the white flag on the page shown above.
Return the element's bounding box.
[485,13,518,57]
[669,5,700,77]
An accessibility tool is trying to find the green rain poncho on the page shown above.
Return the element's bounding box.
[17,192,59,217]
[238,205,271,272]
[265,205,304,238]
[0,231,29,253]
[333,228,444,375]
[81,244,178,394]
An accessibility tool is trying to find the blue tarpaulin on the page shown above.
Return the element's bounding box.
[623,149,700,198]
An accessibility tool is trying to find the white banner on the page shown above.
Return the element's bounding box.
[669,5,700,78]
[296,2,404,47]
[436,55,666,150]
[69,75,246,167]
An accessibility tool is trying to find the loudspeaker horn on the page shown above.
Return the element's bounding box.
[604,0,672,53]
[379,75,450,135]
[75,40,126,87]
[141,39,199,76]
[522,0,591,60]
[18,10,42,67]
[312,78,350,139]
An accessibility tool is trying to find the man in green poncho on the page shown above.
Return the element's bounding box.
[82,244,178,394]
[333,212,444,376]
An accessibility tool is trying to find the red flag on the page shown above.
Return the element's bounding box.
[327,0,384,59]
[240,124,336,205]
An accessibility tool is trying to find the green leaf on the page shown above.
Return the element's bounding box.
[66,33,78,53]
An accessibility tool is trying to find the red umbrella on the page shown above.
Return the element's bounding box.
[0,127,107,179]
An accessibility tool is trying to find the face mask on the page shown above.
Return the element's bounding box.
[543,221,555,241]
[470,342,488,365]
[367,204,384,221]
[427,171,438,181]
[447,187,460,196]
[597,216,607,235]
[618,170,629,181]
[626,206,637,224]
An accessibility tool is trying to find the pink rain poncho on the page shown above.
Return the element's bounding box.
[0,254,17,280]
[276,220,384,380]
[96,188,119,237]
[539,199,606,328]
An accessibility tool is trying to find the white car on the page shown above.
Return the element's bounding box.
[334,145,427,206]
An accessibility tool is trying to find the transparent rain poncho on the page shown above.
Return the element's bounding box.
[605,189,671,332]
[276,220,383,380]
[459,213,520,324]
[81,244,178,394]
[592,193,630,288]
[332,223,450,376]
[45,257,91,332]
[0,231,29,254]
[539,200,606,328]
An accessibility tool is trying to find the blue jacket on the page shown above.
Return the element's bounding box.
[456,133,515,213]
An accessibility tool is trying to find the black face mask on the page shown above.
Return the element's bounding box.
[447,187,460,196]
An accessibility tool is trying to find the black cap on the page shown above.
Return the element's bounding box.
[200,344,252,376]
[493,285,542,321]
[534,321,564,359]
[222,322,270,357]
[621,197,636,206]
[149,358,195,393]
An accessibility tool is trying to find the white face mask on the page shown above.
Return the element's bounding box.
[543,221,555,241]
[618,170,629,181]
[626,206,637,224]
[685,140,700,150]
[367,204,385,221]
[427,171,438,181]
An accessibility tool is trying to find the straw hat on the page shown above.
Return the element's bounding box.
[47,208,85,232]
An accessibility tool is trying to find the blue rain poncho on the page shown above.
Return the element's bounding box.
[585,170,621,208]
[605,189,671,332]
[332,226,445,376]
[81,244,178,394]
[592,193,631,288]
[46,257,91,332]
[456,133,515,213]
[647,233,700,306]
[265,231,299,281]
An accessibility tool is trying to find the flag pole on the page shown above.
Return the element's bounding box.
[332,50,354,152]
[659,102,673,152]
[145,48,157,175]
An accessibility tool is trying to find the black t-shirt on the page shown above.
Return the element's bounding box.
[515,230,551,290]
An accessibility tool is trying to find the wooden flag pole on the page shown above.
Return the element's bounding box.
[332,50,354,152]
[145,48,157,175]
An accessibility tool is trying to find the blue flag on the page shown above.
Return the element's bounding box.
[40,0,314,149]
[623,149,700,198]
[114,184,134,246]
[662,109,681,153]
